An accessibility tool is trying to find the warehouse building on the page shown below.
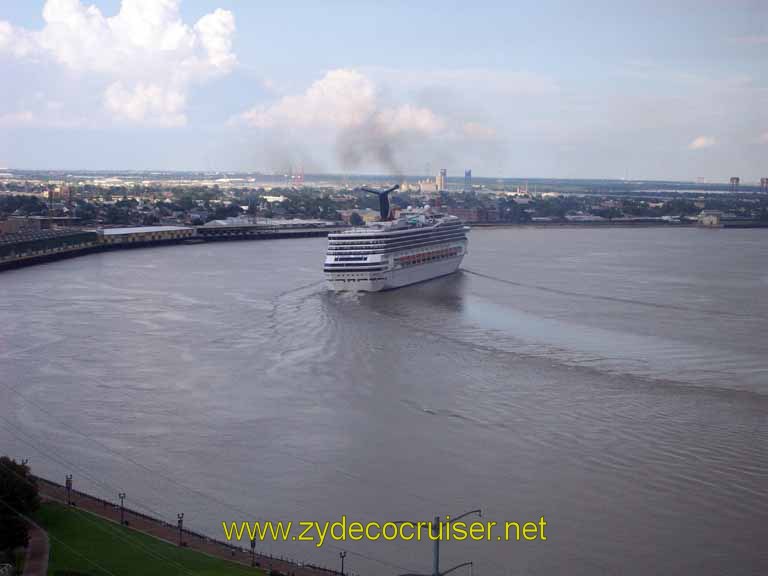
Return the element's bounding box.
[98,226,196,246]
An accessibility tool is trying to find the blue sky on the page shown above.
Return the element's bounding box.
[0,0,766,180]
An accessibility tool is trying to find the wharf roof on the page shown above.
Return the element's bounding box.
[100,226,193,235]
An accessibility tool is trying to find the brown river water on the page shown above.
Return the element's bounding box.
[1,226,766,575]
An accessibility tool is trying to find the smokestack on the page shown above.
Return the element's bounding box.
[361,185,399,221]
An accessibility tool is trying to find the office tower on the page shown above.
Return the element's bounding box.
[437,168,447,191]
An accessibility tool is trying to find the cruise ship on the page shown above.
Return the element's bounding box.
[324,185,469,291]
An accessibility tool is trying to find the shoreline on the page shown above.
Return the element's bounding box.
[0,225,341,273]
[2,220,766,274]
[472,220,768,228]
[35,476,344,576]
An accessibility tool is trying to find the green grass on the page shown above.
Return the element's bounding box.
[34,502,263,576]
[14,547,26,573]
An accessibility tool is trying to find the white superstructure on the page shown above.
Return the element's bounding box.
[324,210,468,292]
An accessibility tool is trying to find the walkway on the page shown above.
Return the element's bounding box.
[21,516,49,576]
[36,477,339,576]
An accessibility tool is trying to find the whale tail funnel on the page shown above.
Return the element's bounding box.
[360,185,399,221]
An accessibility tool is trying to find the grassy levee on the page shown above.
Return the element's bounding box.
[34,502,263,576]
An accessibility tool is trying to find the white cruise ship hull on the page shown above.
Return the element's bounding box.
[326,253,464,292]
[324,213,468,292]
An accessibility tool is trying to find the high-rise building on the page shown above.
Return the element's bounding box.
[730,177,740,193]
[436,168,447,191]
[761,177,768,193]
[464,169,472,192]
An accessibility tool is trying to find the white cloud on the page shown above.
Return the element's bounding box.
[375,105,445,136]
[462,122,497,140]
[241,69,377,130]
[194,9,237,71]
[238,69,450,137]
[0,0,236,125]
[688,136,716,150]
[365,67,560,97]
[0,106,87,129]
[0,111,36,127]
[0,20,36,57]
[758,132,768,144]
[237,68,492,140]
[0,21,13,53]
[104,82,187,127]
[235,68,504,172]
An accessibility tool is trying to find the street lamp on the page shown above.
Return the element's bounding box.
[397,509,481,576]
[177,513,184,546]
[65,474,73,505]
[339,550,347,576]
[118,492,126,525]
[400,562,473,576]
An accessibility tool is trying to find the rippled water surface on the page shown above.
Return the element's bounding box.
[1,227,767,575]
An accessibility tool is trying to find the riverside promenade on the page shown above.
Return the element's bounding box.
[21,517,49,576]
[36,477,342,576]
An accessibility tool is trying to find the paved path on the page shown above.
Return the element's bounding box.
[21,516,49,576]
[36,478,339,576]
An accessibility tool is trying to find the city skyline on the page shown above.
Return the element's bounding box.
[0,0,766,180]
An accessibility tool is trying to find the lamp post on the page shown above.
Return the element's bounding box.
[400,562,473,576]
[177,513,184,546]
[118,492,126,525]
[339,550,347,576]
[397,509,481,576]
[65,474,72,505]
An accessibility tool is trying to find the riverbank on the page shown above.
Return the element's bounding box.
[35,501,259,576]
[472,219,768,228]
[471,220,694,227]
[36,477,343,576]
[0,224,345,272]
[4,219,766,273]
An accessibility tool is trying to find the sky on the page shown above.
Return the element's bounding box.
[0,0,766,181]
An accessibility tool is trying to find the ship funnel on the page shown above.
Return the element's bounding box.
[360,185,399,221]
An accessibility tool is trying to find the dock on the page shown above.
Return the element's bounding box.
[0,224,347,271]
